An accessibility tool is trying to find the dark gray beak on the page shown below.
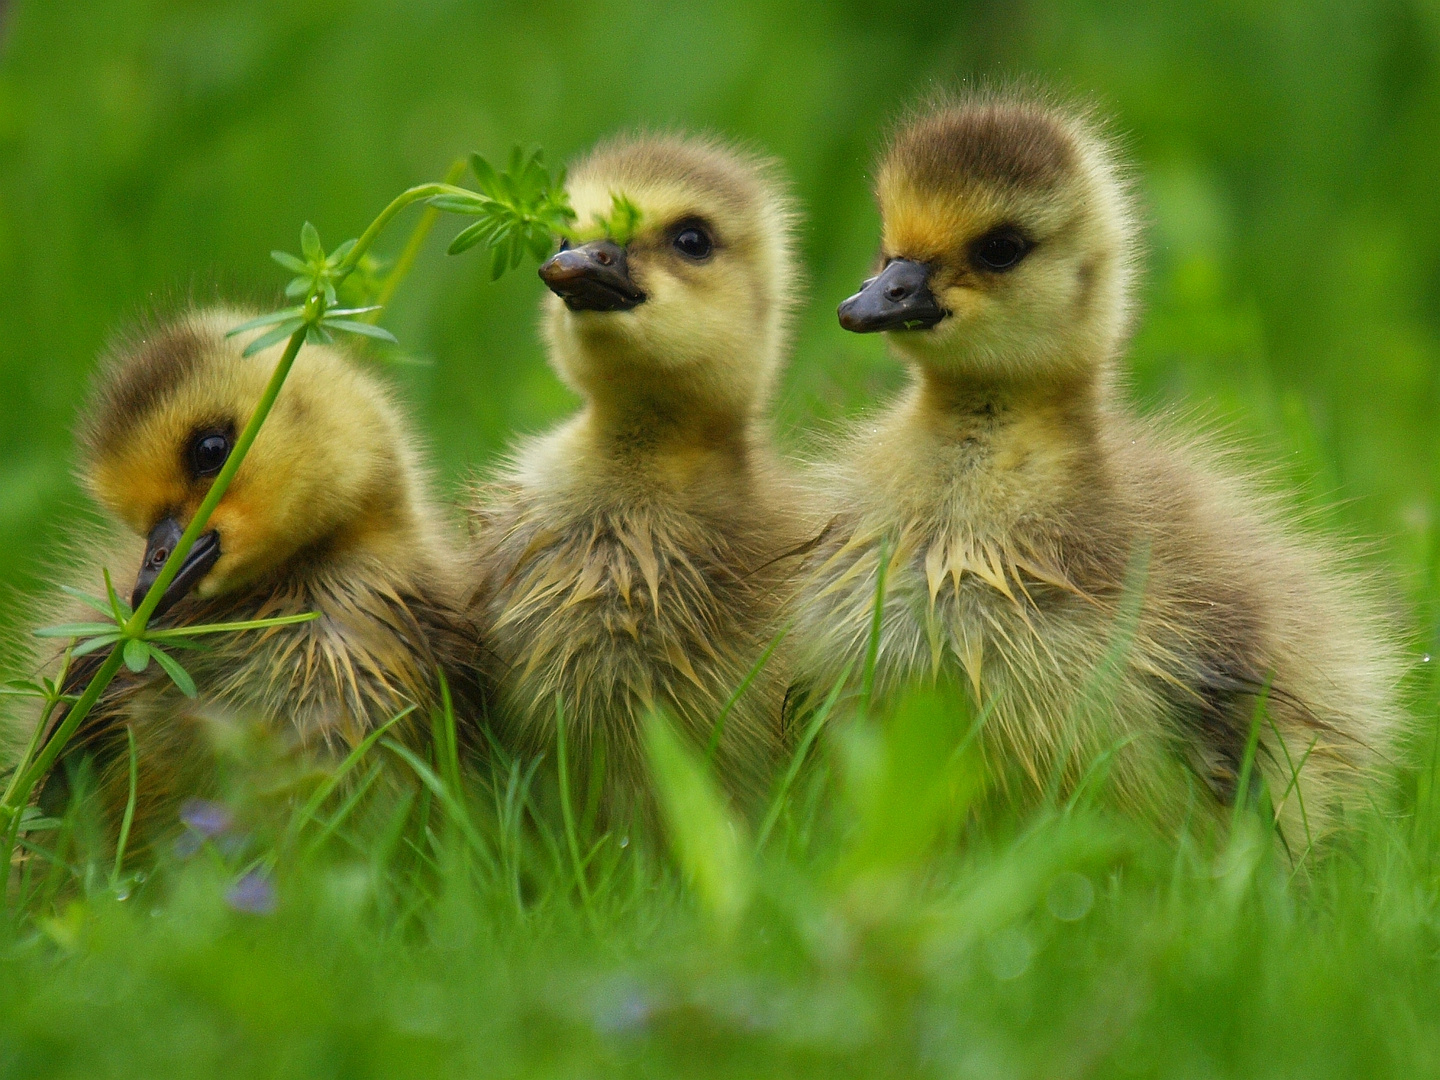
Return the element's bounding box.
[132,517,221,618]
[538,240,647,312]
[837,258,946,333]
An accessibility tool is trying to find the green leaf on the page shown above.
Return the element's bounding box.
[327,238,357,266]
[34,622,118,638]
[325,306,383,318]
[271,250,309,274]
[240,319,307,358]
[0,683,46,699]
[57,586,122,622]
[447,220,489,255]
[71,633,122,658]
[427,193,491,215]
[470,153,500,196]
[102,568,132,621]
[149,647,197,698]
[147,611,319,638]
[324,319,398,343]
[300,221,324,263]
[285,277,311,299]
[123,639,151,673]
[526,230,553,263]
[18,811,62,833]
[225,307,305,337]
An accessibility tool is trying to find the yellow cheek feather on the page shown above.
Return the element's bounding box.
[85,440,188,535]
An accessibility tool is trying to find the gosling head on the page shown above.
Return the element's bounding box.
[78,309,427,617]
[839,92,1136,387]
[537,133,798,426]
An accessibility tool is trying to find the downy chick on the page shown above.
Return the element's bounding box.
[469,133,807,812]
[792,93,1403,840]
[24,308,481,839]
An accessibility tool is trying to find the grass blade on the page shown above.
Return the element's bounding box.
[110,726,138,889]
[757,665,852,852]
[646,710,752,929]
[553,695,592,910]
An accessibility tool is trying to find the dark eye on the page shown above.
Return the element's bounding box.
[971,229,1032,272]
[557,237,571,251]
[190,431,231,478]
[673,227,713,260]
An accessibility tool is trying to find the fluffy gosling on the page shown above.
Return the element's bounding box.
[468,133,808,812]
[791,93,1403,840]
[25,308,481,839]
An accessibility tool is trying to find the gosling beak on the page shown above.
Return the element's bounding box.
[538,240,647,312]
[132,517,222,618]
[837,258,945,333]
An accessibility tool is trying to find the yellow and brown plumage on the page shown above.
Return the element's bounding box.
[791,92,1405,840]
[18,307,482,840]
[468,133,811,812]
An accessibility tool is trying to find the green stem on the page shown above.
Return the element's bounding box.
[365,159,469,322]
[10,648,126,807]
[0,653,68,810]
[334,182,473,282]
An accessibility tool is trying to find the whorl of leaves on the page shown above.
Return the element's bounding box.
[431,148,579,279]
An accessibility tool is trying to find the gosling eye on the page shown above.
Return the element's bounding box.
[672,226,713,260]
[189,430,232,479]
[557,237,571,252]
[970,228,1032,273]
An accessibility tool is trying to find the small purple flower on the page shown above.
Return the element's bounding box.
[590,977,656,1035]
[226,872,276,915]
[180,799,233,838]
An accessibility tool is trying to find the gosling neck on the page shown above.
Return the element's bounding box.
[907,358,1103,443]
[577,382,758,478]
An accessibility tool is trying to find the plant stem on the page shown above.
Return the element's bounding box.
[9,647,126,811]
[334,182,473,282]
[364,159,469,323]
[0,652,69,810]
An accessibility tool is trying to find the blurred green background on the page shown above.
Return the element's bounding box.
[0,0,1437,636]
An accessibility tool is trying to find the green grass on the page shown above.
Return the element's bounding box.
[3,682,1438,1079]
[3,0,1440,1075]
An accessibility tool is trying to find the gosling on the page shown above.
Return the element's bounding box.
[468,133,808,813]
[791,93,1403,841]
[24,308,481,839]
